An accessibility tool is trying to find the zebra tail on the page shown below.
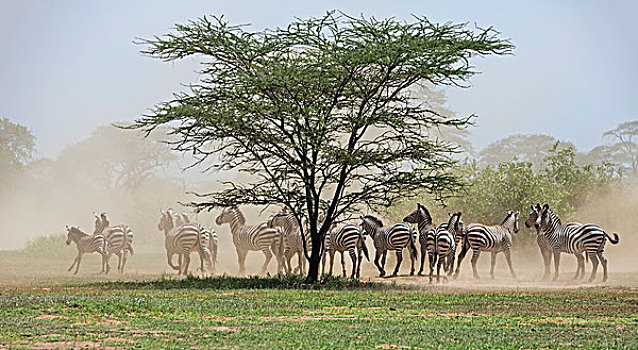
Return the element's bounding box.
[605,232,620,244]
[358,231,370,261]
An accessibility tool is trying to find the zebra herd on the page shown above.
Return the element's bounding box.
[64,202,620,282]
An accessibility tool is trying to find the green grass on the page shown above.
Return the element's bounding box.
[1,275,637,349]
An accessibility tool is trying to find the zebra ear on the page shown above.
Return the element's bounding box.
[542,204,549,210]
[530,205,535,212]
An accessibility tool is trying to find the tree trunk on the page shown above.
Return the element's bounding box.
[304,228,323,283]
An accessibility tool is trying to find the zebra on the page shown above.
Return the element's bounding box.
[454,211,519,280]
[215,206,284,275]
[402,203,435,276]
[65,226,108,275]
[158,209,214,276]
[428,212,463,283]
[524,204,586,281]
[93,212,134,274]
[536,204,619,282]
[321,224,369,279]
[267,208,311,275]
[360,215,418,277]
[170,211,217,275]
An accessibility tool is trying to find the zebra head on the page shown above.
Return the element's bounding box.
[503,210,520,234]
[65,226,72,245]
[216,206,243,226]
[403,203,433,226]
[158,210,174,234]
[537,204,560,231]
[447,212,463,236]
[524,204,541,229]
[360,215,383,237]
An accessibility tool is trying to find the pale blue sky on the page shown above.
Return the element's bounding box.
[1,1,637,158]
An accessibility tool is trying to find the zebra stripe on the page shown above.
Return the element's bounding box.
[268,209,311,275]
[537,204,619,282]
[427,212,462,283]
[361,215,417,277]
[93,213,134,274]
[454,211,519,280]
[65,226,108,275]
[524,204,585,281]
[403,203,435,276]
[216,206,284,275]
[322,224,369,279]
[158,210,208,275]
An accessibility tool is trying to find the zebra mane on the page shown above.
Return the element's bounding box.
[68,226,89,237]
[363,215,383,228]
[417,203,433,225]
[542,205,562,226]
[501,211,514,225]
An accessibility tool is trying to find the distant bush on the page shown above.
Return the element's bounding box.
[22,233,73,258]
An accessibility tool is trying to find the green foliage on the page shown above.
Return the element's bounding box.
[131,12,514,281]
[388,143,622,249]
[22,234,73,258]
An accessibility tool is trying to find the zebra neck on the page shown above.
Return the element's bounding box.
[229,214,246,236]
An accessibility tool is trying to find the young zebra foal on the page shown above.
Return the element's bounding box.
[360,215,418,277]
[65,226,108,275]
[454,211,519,280]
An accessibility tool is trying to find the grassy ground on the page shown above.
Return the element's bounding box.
[1,252,637,349]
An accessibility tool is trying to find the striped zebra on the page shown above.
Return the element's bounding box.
[402,203,435,276]
[428,212,463,283]
[93,213,134,274]
[321,224,369,279]
[454,211,519,280]
[536,204,619,282]
[170,211,218,275]
[65,226,108,274]
[360,216,418,277]
[524,204,585,280]
[267,208,311,275]
[158,209,214,276]
[215,206,284,275]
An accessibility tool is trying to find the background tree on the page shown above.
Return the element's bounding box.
[53,125,176,190]
[479,134,574,171]
[132,12,514,282]
[0,117,36,193]
[602,120,638,179]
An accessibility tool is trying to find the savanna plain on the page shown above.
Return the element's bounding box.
[0,246,637,349]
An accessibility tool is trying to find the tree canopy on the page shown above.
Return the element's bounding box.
[479,134,575,171]
[132,12,514,281]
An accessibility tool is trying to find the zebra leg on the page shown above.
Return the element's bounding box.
[236,248,247,276]
[470,249,481,279]
[102,252,110,275]
[167,252,180,271]
[328,250,335,276]
[115,251,123,274]
[348,249,358,279]
[68,253,80,272]
[428,252,436,284]
[340,251,347,278]
[573,254,585,280]
[182,253,192,276]
[454,243,469,280]
[120,250,128,274]
[597,251,608,282]
[374,250,384,277]
[74,253,84,274]
[260,249,273,275]
[298,252,304,275]
[489,252,497,279]
[447,253,456,277]
[391,250,403,277]
[418,243,426,276]
[587,251,599,283]
[409,248,415,276]
[356,248,363,279]
[504,249,516,279]
[552,249,561,281]
[381,251,388,277]
[436,255,443,283]
[541,249,551,281]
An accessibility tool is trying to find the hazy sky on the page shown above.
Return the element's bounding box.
[1,1,637,159]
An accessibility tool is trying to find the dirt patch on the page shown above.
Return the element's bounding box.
[412,312,483,318]
[34,315,68,320]
[29,341,110,349]
[374,345,412,349]
[203,315,243,321]
[210,326,239,332]
[259,315,372,321]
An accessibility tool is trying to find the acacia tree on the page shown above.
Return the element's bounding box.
[603,120,638,179]
[132,12,513,282]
